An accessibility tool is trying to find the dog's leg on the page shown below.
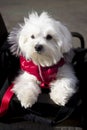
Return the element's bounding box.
[12,72,41,108]
[50,64,77,106]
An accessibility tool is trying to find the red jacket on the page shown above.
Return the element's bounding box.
[20,56,65,88]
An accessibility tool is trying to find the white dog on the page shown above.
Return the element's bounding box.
[8,12,77,108]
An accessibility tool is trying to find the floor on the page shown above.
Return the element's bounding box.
[0,0,87,47]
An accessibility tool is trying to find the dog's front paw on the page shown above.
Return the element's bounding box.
[50,86,69,106]
[17,90,38,108]
[12,84,41,108]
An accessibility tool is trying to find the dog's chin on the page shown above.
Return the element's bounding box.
[30,52,61,67]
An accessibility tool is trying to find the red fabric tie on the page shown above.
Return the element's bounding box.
[0,84,14,117]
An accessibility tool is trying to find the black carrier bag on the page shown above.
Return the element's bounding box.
[0,14,87,130]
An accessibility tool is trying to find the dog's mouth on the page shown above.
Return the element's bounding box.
[31,51,58,67]
[30,44,62,66]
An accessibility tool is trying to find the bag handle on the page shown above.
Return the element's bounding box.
[71,32,85,48]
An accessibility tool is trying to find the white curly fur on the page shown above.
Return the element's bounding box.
[8,12,77,108]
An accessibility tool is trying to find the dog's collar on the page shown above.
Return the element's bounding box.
[20,56,65,88]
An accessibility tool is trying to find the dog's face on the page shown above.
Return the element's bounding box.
[8,12,72,66]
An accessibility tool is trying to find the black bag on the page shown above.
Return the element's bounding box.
[0,14,87,129]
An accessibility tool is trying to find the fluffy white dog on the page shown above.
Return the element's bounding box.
[8,12,77,108]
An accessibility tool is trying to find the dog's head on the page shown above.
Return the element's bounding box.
[8,12,72,66]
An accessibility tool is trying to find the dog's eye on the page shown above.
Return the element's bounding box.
[46,35,52,40]
[31,35,35,39]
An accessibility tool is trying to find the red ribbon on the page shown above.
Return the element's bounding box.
[0,84,14,117]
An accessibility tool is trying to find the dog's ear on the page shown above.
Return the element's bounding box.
[8,26,22,56]
[55,21,72,53]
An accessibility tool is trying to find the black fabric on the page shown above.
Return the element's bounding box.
[72,48,87,130]
[0,13,8,48]
[74,49,87,130]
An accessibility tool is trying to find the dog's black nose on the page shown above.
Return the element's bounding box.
[35,44,43,52]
